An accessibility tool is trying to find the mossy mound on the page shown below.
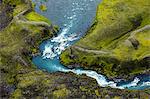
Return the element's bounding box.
[39,4,47,11]
[60,0,150,79]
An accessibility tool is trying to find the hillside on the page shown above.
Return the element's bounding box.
[61,0,150,79]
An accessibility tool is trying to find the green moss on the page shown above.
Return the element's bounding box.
[60,50,74,65]
[53,88,71,98]
[13,4,28,16]
[39,4,47,11]
[32,2,36,9]
[0,0,57,98]
[103,63,117,77]
[113,96,121,99]
[3,0,30,16]
[11,89,22,99]
[79,86,88,92]
[6,74,16,84]
[3,0,22,5]
[76,0,150,49]
[25,11,51,24]
[0,20,48,54]
[16,71,52,88]
[95,89,100,96]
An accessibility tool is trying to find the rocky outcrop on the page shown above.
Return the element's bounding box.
[0,1,13,30]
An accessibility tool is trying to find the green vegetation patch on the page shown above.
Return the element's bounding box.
[40,4,47,11]
[25,11,51,24]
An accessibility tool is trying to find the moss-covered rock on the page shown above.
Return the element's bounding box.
[53,87,71,98]
[39,4,47,11]
[61,0,150,79]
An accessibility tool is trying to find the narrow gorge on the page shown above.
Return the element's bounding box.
[0,0,150,98]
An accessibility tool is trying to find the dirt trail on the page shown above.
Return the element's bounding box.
[73,46,111,54]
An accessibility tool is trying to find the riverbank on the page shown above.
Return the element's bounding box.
[60,0,150,81]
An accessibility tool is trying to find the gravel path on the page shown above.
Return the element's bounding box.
[73,46,111,54]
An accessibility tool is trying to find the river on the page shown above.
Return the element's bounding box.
[32,0,150,90]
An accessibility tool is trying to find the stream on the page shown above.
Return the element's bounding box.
[32,0,150,90]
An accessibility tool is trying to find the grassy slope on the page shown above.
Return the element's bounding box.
[0,0,150,98]
[25,11,51,24]
[77,0,150,49]
[61,0,150,78]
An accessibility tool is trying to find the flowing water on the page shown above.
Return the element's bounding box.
[32,0,150,90]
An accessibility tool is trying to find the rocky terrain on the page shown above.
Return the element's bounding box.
[61,0,150,80]
[0,0,150,98]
